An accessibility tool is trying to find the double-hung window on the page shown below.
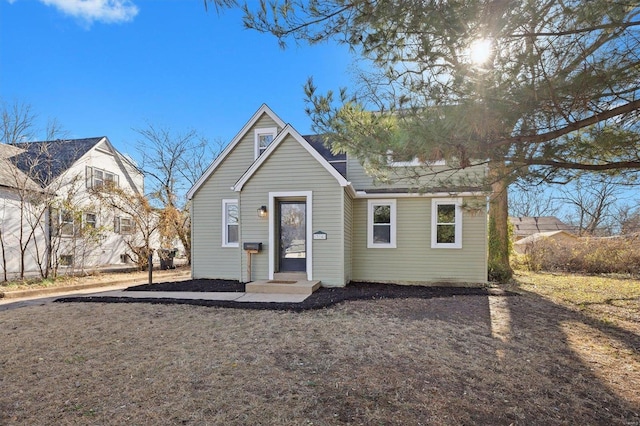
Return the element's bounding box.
[85,213,97,230]
[367,199,397,248]
[86,166,119,188]
[114,216,134,234]
[60,210,76,237]
[254,128,277,158]
[222,199,239,247]
[431,198,462,249]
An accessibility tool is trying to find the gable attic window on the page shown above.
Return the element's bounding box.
[86,166,119,189]
[431,198,462,249]
[254,128,278,158]
[367,199,397,248]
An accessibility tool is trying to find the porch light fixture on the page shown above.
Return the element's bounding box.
[258,205,268,218]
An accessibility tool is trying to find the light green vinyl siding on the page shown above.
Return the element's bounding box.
[347,157,486,191]
[352,196,487,283]
[191,114,280,279]
[240,135,345,286]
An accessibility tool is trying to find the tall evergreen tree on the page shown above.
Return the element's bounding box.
[208,0,640,281]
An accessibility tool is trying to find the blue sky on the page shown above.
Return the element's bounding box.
[0,0,355,160]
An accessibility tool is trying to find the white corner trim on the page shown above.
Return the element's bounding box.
[268,191,313,280]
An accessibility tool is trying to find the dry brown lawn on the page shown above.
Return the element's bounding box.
[1,272,639,425]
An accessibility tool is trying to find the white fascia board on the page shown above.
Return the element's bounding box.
[232,124,351,192]
[354,191,487,198]
[187,104,286,199]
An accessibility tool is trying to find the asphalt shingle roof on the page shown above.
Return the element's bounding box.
[12,137,103,187]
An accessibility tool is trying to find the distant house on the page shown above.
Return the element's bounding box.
[0,137,149,279]
[513,230,578,255]
[187,104,489,287]
[509,216,576,241]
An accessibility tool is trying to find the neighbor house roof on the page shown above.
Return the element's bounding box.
[12,137,104,186]
[0,144,45,192]
[514,230,578,246]
[510,216,576,239]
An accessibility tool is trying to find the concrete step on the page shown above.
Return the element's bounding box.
[245,279,321,295]
[273,272,307,281]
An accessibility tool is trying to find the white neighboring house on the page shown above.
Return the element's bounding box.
[0,137,153,279]
[0,144,47,279]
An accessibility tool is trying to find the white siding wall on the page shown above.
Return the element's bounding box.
[0,187,48,279]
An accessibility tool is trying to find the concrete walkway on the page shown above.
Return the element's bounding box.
[0,270,310,311]
[92,290,310,303]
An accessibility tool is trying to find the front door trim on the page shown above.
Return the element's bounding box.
[269,191,312,280]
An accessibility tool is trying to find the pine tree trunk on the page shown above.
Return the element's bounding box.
[488,161,513,282]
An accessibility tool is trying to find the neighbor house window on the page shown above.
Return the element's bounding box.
[367,199,397,248]
[114,216,134,234]
[254,128,277,158]
[59,210,76,237]
[59,254,73,266]
[222,199,239,247]
[85,213,97,229]
[86,166,119,188]
[431,198,462,249]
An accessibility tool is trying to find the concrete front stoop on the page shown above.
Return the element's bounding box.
[246,278,321,295]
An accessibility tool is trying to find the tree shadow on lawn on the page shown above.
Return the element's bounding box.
[55,280,640,424]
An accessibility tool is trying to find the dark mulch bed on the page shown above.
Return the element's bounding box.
[56,279,511,312]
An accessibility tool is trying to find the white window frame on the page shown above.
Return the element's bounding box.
[59,209,76,237]
[84,212,97,230]
[114,216,134,235]
[222,199,239,248]
[386,151,446,167]
[367,199,397,248]
[86,166,119,188]
[254,127,278,159]
[431,198,463,249]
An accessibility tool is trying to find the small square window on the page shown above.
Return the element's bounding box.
[59,254,73,266]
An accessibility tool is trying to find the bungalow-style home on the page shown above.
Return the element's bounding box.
[0,137,149,279]
[510,216,576,241]
[188,105,488,287]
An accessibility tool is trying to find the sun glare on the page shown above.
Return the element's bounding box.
[469,38,493,65]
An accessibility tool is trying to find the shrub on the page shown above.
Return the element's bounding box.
[518,235,640,276]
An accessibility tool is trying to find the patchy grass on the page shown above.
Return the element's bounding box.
[1,272,639,425]
[1,267,189,293]
[513,270,640,333]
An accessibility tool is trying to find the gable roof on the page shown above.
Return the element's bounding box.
[510,216,576,238]
[302,134,347,177]
[232,124,352,192]
[187,104,286,200]
[11,137,105,187]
